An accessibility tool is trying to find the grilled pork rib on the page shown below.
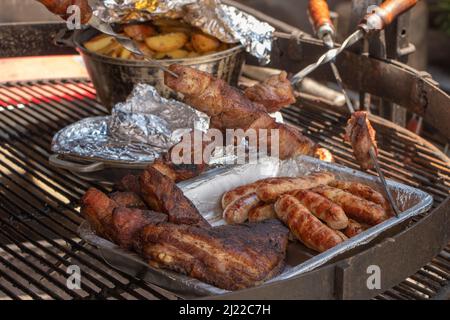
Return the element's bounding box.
[138,219,289,290]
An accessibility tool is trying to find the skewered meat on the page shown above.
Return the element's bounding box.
[112,208,167,249]
[311,186,388,225]
[274,195,345,252]
[140,166,210,228]
[343,219,367,238]
[138,219,289,290]
[37,0,92,23]
[344,111,377,170]
[223,193,263,224]
[165,64,267,130]
[109,191,147,209]
[289,189,348,230]
[256,172,335,202]
[248,204,277,223]
[164,64,316,160]
[329,180,388,209]
[244,71,296,113]
[81,188,117,240]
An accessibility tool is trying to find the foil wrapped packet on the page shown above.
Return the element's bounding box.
[90,0,274,63]
[52,84,209,162]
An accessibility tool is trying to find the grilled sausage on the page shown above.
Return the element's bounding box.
[248,204,277,223]
[256,172,335,202]
[311,186,388,225]
[223,193,263,224]
[274,195,345,252]
[343,219,368,238]
[222,182,261,209]
[290,189,348,230]
[329,180,388,209]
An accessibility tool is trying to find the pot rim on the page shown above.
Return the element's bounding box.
[73,28,245,67]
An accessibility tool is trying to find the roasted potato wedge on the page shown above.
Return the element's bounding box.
[124,24,157,41]
[84,35,115,52]
[145,32,188,52]
[191,33,220,53]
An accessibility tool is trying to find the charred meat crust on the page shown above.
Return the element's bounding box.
[138,219,289,290]
[140,166,210,228]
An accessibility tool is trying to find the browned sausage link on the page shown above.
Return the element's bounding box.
[248,204,276,223]
[274,195,344,252]
[38,0,92,23]
[343,219,368,238]
[329,180,388,209]
[223,193,263,224]
[311,186,388,225]
[222,182,261,209]
[290,189,348,230]
[256,172,335,202]
[308,0,333,31]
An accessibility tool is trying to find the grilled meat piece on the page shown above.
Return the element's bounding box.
[37,0,92,23]
[138,219,289,290]
[329,180,388,210]
[109,191,147,209]
[274,195,345,253]
[344,111,378,170]
[140,166,210,228]
[289,189,348,230]
[244,71,296,113]
[116,174,141,194]
[81,188,117,240]
[256,172,335,202]
[164,64,316,160]
[112,207,167,250]
[248,204,277,223]
[311,186,388,225]
[165,64,267,131]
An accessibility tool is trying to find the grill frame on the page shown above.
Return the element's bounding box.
[0,1,448,300]
[0,78,447,300]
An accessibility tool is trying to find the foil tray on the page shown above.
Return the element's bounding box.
[78,156,433,298]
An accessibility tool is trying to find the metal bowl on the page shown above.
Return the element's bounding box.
[70,28,246,110]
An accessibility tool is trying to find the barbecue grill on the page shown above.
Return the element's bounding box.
[0,1,449,300]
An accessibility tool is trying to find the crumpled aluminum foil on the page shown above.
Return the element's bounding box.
[52,84,209,162]
[90,0,274,63]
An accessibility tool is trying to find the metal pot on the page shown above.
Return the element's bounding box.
[58,28,246,110]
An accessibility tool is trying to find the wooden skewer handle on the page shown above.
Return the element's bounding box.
[308,0,335,37]
[360,0,418,32]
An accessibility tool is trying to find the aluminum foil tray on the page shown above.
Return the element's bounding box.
[78,156,433,298]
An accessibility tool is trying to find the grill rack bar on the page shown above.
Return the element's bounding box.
[0,78,447,300]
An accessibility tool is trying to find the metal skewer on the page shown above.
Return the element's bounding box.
[306,0,402,216]
[292,0,419,84]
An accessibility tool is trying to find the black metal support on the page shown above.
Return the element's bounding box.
[0,22,75,57]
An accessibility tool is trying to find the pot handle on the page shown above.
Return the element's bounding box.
[53,28,76,48]
[49,154,105,173]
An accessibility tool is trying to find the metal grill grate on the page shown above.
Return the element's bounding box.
[0,78,448,300]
